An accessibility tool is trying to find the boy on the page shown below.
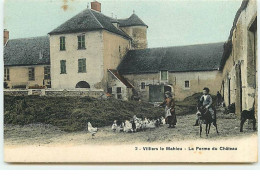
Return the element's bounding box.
[194,87,215,126]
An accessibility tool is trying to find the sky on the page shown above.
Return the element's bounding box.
[4,0,242,48]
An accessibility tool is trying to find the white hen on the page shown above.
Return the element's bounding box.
[161,117,166,125]
[124,120,133,133]
[111,120,117,132]
[87,122,98,138]
[146,120,156,129]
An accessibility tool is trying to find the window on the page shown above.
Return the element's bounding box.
[77,35,86,49]
[117,87,122,93]
[60,60,66,74]
[117,94,122,99]
[60,36,66,51]
[28,68,35,81]
[76,81,90,88]
[107,87,112,94]
[185,81,190,88]
[78,58,86,73]
[161,71,168,81]
[116,87,122,99]
[44,66,50,79]
[141,82,145,89]
[4,68,10,81]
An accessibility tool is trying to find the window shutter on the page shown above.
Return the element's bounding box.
[60,60,63,73]
[78,59,86,73]
[78,59,81,72]
[83,58,86,72]
[60,60,66,74]
[77,36,80,49]
[82,35,85,48]
[64,61,66,73]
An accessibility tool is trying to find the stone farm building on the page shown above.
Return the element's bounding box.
[3,0,257,114]
[219,0,257,116]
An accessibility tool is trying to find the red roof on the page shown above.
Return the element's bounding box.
[108,69,134,88]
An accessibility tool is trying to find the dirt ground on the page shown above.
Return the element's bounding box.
[4,108,257,146]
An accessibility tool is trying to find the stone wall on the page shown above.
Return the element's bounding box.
[123,70,221,101]
[102,31,131,90]
[107,70,132,101]
[4,89,104,98]
[121,26,147,49]
[49,30,104,90]
[221,0,257,115]
[45,90,104,98]
[4,65,50,89]
[4,90,28,96]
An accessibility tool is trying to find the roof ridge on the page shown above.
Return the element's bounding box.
[7,36,49,41]
[133,42,225,51]
[90,9,117,21]
[49,8,88,34]
[89,9,104,29]
[118,42,224,74]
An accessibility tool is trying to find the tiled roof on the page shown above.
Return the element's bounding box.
[4,36,50,66]
[220,0,249,70]
[118,42,224,74]
[49,9,133,39]
[118,14,148,27]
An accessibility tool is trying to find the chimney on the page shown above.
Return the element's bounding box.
[91,1,101,12]
[3,29,9,46]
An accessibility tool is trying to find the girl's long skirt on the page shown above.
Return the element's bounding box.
[165,107,177,126]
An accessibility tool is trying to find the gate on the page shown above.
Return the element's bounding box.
[149,85,165,102]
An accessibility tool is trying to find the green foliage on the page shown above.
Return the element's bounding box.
[4,93,206,132]
[4,96,163,132]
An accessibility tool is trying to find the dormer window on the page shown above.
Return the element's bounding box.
[39,50,43,59]
[78,35,86,50]
[160,70,168,81]
[60,36,66,51]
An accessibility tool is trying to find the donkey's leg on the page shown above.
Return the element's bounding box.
[253,118,257,131]
[215,123,219,134]
[240,118,246,132]
[206,124,208,137]
[208,123,211,135]
[200,125,202,137]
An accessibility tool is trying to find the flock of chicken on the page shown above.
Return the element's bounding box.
[87,115,167,138]
[111,115,166,133]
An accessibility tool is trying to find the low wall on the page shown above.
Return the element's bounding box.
[45,90,104,98]
[4,90,28,96]
[4,89,104,98]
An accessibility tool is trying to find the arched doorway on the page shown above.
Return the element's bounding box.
[76,81,90,88]
[164,85,172,93]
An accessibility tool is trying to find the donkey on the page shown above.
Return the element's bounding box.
[197,103,219,137]
[240,101,256,132]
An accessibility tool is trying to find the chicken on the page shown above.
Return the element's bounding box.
[146,120,156,129]
[124,120,133,133]
[87,122,98,139]
[111,120,117,132]
[161,117,166,125]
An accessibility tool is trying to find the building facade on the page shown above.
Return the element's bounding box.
[220,0,257,116]
[48,1,147,91]
[118,43,224,101]
[4,36,51,89]
[4,0,256,109]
